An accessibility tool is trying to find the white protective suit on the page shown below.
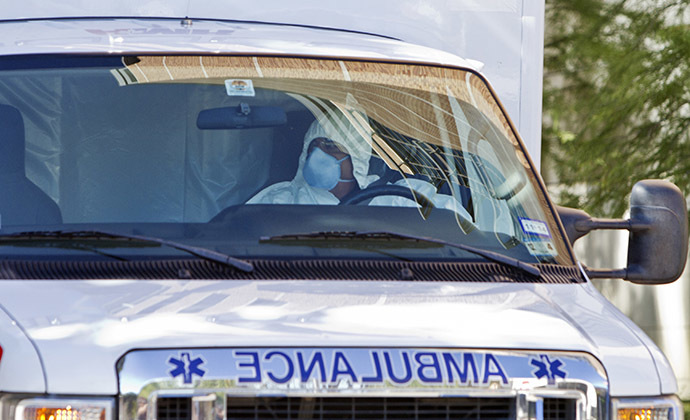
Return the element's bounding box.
[247,116,474,225]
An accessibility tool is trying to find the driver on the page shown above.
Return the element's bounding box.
[248,114,474,223]
[247,116,378,204]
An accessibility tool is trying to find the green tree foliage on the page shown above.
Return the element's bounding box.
[543,0,690,217]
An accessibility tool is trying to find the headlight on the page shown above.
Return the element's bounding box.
[0,396,113,420]
[614,396,684,420]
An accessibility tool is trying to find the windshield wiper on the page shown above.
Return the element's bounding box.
[261,231,540,277]
[0,230,253,273]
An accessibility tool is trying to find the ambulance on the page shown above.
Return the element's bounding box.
[0,3,687,420]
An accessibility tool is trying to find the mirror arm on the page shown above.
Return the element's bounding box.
[575,218,651,234]
[584,267,628,279]
[556,206,650,246]
[577,219,650,280]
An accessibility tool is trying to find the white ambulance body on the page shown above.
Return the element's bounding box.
[0,3,686,420]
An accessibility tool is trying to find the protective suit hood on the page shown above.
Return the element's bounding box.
[248,113,377,204]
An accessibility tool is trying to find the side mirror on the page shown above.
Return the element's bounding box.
[557,180,688,284]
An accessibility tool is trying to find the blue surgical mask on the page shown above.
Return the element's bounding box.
[303,147,355,190]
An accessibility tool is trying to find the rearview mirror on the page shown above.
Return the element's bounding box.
[557,180,688,284]
[197,103,287,130]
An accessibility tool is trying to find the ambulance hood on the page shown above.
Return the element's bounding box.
[0,279,675,397]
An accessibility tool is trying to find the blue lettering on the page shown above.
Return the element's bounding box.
[361,352,383,383]
[235,351,261,383]
[384,351,413,384]
[443,352,479,384]
[331,351,358,382]
[297,351,327,382]
[415,352,442,383]
[482,354,508,384]
[265,351,294,384]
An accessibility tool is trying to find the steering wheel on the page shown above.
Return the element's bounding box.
[340,184,435,209]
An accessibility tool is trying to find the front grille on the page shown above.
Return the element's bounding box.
[157,397,191,420]
[543,398,576,420]
[156,396,577,420]
[226,397,514,420]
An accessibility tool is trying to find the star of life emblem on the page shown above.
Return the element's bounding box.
[168,352,206,384]
[530,355,566,383]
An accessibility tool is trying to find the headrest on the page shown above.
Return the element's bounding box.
[0,104,26,175]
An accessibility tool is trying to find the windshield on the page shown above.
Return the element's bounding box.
[0,55,572,266]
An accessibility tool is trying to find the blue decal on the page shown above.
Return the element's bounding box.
[482,354,508,384]
[331,351,358,382]
[265,351,294,384]
[168,352,206,384]
[361,352,384,383]
[415,352,443,383]
[443,352,479,384]
[297,351,327,382]
[384,351,413,384]
[236,351,262,383]
[530,355,567,382]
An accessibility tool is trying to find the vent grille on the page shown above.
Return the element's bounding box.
[0,259,581,283]
[226,397,514,420]
[157,397,191,420]
[543,398,576,420]
[155,396,577,420]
